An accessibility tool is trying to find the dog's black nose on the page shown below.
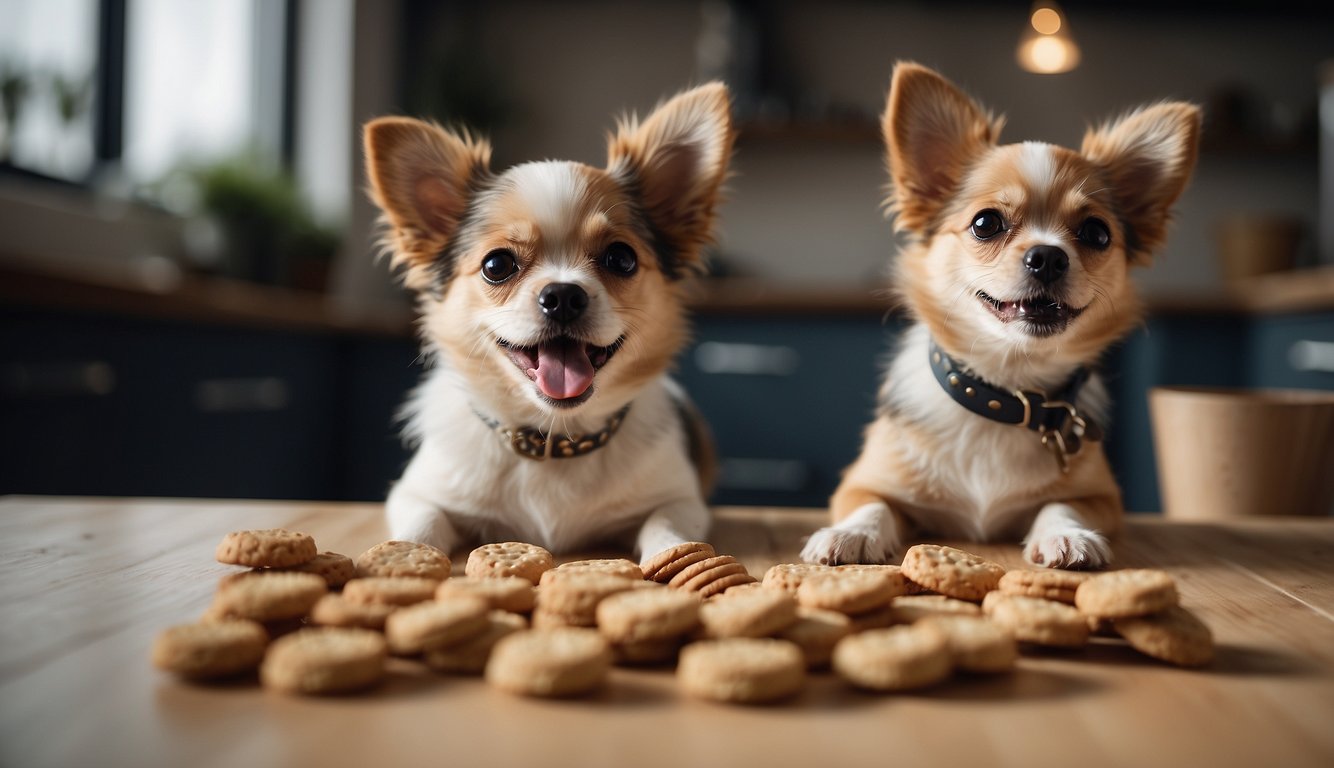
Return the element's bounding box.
[1023,245,1069,285]
[537,282,589,323]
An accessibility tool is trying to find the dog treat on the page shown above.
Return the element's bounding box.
[900,544,1006,602]
[797,570,898,615]
[260,627,387,695]
[985,593,1090,648]
[761,563,834,594]
[595,587,701,643]
[343,576,438,607]
[424,611,528,674]
[832,624,953,691]
[355,540,451,581]
[998,568,1089,605]
[642,541,715,581]
[668,555,738,588]
[778,607,853,669]
[848,604,898,633]
[834,564,911,594]
[536,571,638,627]
[212,571,327,622]
[309,593,397,630]
[280,551,357,588]
[678,638,806,704]
[1075,569,1179,619]
[435,575,536,613]
[678,559,751,595]
[698,571,758,599]
[606,636,680,665]
[485,628,612,697]
[152,620,268,679]
[919,615,1018,673]
[890,594,983,624]
[1113,605,1214,668]
[466,542,554,584]
[215,529,317,568]
[553,558,643,581]
[384,596,490,655]
[698,588,798,638]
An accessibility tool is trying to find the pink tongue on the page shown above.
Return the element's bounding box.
[531,339,595,399]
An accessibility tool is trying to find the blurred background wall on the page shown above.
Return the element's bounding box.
[2,0,1332,512]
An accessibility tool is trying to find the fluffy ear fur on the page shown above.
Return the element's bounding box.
[883,62,1003,235]
[607,82,734,278]
[364,117,492,290]
[1081,103,1201,264]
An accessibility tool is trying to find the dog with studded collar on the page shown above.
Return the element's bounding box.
[363,84,732,564]
[803,63,1200,569]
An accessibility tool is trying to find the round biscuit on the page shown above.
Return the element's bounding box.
[848,604,898,632]
[424,611,528,675]
[355,540,451,581]
[552,558,643,581]
[890,594,983,624]
[213,571,327,622]
[698,571,758,599]
[985,593,1090,648]
[698,588,798,638]
[466,542,554,584]
[384,595,490,655]
[918,614,1018,673]
[778,607,852,669]
[1075,569,1179,619]
[642,541,715,580]
[342,576,438,606]
[308,593,397,630]
[215,529,317,568]
[595,587,701,643]
[833,564,911,596]
[152,620,268,679]
[484,628,612,697]
[1113,605,1214,667]
[536,571,637,625]
[678,638,805,704]
[832,624,952,691]
[797,570,898,614]
[435,576,536,613]
[900,544,1006,602]
[679,560,749,594]
[260,627,387,695]
[611,637,683,666]
[278,552,356,588]
[668,555,738,588]
[761,563,834,594]
[998,568,1089,604]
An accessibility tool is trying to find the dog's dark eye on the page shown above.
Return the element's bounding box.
[480,249,519,284]
[970,210,1006,240]
[600,242,638,276]
[1077,217,1112,250]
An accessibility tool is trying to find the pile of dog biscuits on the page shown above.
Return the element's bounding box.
[153,532,1215,702]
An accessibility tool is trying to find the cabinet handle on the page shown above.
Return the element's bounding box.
[1,361,116,397]
[694,342,799,376]
[1289,340,1334,373]
[716,458,811,491]
[194,377,289,412]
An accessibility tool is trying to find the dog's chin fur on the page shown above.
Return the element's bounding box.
[364,84,734,564]
[804,62,1200,570]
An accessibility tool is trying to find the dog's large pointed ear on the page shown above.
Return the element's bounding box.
[1081,103,1201,265]
[884,62,1002,234]
[364,117,491,291]
[607,82,734,278]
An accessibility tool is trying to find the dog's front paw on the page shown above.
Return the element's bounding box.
[1023,528,1111,570]
[800,526,897,566]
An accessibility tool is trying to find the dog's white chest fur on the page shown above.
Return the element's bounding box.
[883,324,1109,539]
[387,366,701,554]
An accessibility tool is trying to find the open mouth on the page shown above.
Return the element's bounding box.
[976,291,1085,337]
[497,335,625,407]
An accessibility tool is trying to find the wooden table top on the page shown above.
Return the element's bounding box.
[2,497,1332,768]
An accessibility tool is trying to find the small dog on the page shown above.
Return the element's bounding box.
[803,63,1200,569]
[363,83,734,564]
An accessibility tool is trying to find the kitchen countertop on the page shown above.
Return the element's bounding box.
[5,259,1334,336]
[1,497,1331,768]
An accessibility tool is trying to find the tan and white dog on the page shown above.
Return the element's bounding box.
[363,84,733,564]
[804,63,1200,569]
